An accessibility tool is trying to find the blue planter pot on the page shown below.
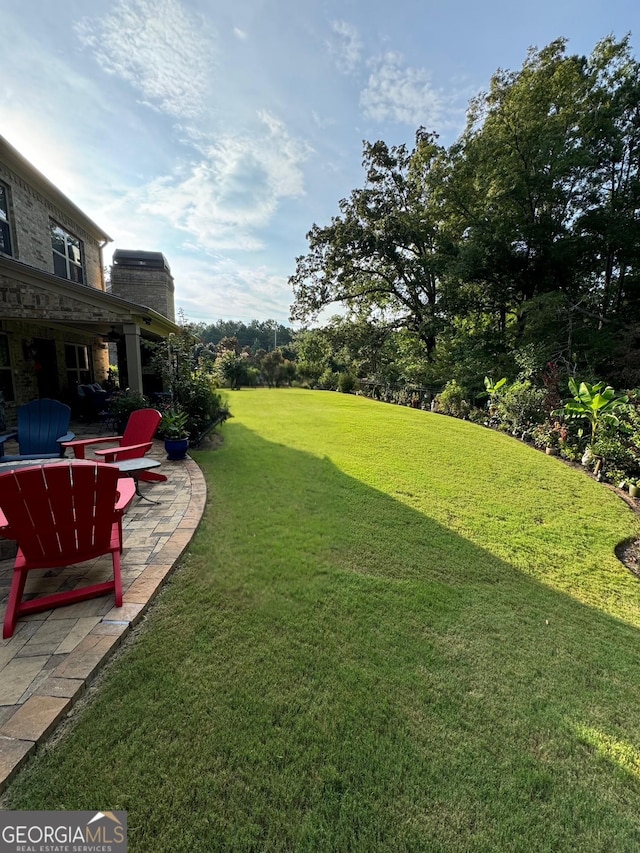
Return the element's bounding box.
[164,437,189,461]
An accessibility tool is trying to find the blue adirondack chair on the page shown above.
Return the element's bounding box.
[0,399,75,462]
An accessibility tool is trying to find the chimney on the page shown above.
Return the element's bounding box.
[110,250,175,322]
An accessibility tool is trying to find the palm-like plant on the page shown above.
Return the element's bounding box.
[562,379,629,445]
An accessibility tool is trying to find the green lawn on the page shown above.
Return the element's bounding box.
[4,388,640,852]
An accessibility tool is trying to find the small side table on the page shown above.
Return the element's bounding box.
[114,458,163,503]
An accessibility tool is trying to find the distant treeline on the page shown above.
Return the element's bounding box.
[200,319,293,353]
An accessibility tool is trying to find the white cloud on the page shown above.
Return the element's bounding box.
[233,27,248,40]
[360,51,446,126]
[173,257,292,324]
[311,110,336,129]
[75,0,216,120]
[131,112,310,252]
[328,20,362,74]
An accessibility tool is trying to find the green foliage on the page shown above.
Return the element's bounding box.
[215,350,247,389]
[483,376,507,396]
[244,366,261,387]
[289,36,640,387]
[337,372,356,394]
[108,390,149,426]
[179,373,226,441]
[496,380,545,433]
[467,407,489,425]
[260,350,296,388]
[318,368,339,390]
[159,406,189,439]
[290,130,445,357]
[436,379,470,419]
[144,327,228,441]
[531,420,565,449]
[483,375,507,414]
[10,390,640,851]
[562,379,629,443]
[589,402,640,481]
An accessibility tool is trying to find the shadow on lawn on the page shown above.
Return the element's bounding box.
[6,419,640,851]
[193,422,640,848]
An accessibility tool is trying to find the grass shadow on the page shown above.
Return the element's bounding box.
[5,419,640,852]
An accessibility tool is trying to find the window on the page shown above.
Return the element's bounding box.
[0,183,12,256]
[65,343,91,387]
[51,222,84,283]
[0,334,15,402]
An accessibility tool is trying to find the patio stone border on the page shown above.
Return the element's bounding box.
[0,454,206,794]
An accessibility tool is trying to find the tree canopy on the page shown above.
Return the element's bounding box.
[289,35,640,391]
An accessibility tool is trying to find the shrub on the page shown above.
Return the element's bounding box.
[108,390,149,430]
[436,380,470,419]
[177,370,227,441]
[467,407,489,425]
[561,379,629,445]
[144,328,229,442]
[531,420,565,449]
[496,380,545,434]
[337,372,356,394]
[318,368,339,390]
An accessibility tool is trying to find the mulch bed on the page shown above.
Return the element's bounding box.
[615,535,640,579]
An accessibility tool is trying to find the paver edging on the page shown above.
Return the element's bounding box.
[0,455,207,796]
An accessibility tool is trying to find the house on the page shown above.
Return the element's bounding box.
[0,135,180,421]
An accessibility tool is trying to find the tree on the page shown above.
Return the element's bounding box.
[260,350,295,388]
[441,41,590,352]
[288,35,640,388]
[577,36,640,327]
[290,130,447,359]
[215,350,247,389]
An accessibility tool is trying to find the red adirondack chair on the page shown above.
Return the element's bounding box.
[1,461,136,639]
[62,408,167,484]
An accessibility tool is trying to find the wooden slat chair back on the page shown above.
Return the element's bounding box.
[1,460,136,639]
[62,408,167,485]
[0,399,74,462]
[100,407,162,461]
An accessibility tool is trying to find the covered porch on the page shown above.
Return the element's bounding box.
[0,254,179,422]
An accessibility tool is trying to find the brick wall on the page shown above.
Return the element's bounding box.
[0,161,104,289]
[0,316,109,418]
[0,273,111,322]
[110,265,175,322]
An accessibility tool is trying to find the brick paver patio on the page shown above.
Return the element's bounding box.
[0,424,207,793]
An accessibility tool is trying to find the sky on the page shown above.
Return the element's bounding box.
[2,0,638,328]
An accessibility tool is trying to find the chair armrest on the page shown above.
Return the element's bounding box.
[0,507,14,540]
[115,477,137,512]
[62,435,123,459]
[95,442,153,462]
[57,432,75,446]
[0,433,18,462]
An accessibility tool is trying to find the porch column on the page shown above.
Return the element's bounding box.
[123,323,143,394]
